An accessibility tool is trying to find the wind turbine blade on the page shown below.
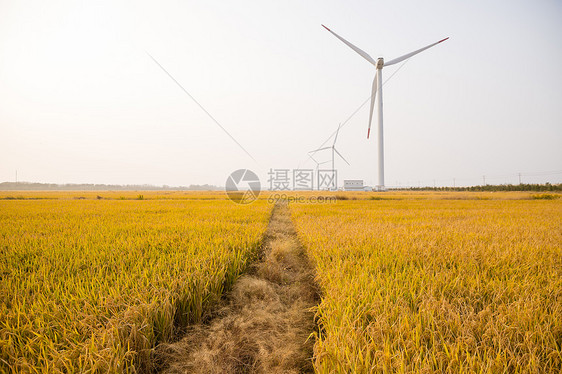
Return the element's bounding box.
[367,71,378,139]
[333,123,342,146]
[322,24,377,67]
[307,153,320,165]
[309,146,332,153]
[334,148,351,166]
[384,37,449,66]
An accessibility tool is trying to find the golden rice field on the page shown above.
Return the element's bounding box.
[0,193,271,372]
[290,193,562,373]
[1,190,561,373]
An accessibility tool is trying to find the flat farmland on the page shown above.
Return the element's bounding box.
[0,194,271,372]
[290,193,562,373]
[1,191,561,373]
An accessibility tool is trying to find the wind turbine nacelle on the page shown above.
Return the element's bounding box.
[376,58,384,69]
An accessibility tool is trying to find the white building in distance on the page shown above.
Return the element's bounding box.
[344,180,366,191]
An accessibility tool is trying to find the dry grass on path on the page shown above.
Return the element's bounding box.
[154,202,319,373]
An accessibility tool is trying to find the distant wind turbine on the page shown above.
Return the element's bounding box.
[308,154,331,173]
[309,123,350,174]
[322,24,448,191]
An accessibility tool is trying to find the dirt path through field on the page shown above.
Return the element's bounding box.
[154,202,319,373]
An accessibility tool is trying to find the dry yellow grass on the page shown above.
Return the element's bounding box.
[290,192,562,373]
[0,194,271,372]
[156,202,318,373]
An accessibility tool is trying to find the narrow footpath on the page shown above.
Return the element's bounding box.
[154,202,319,373]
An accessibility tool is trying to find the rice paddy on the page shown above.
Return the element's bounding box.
[0,193,271,372]
[1,191,561,372]
[290,193,562,373]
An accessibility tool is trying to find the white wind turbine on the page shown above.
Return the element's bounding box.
[307,155,331,190]
[308,154,331,172]
[322,25,448,191]
[309,123,350,189]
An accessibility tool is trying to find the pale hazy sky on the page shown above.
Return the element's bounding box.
[1,0,561,187]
